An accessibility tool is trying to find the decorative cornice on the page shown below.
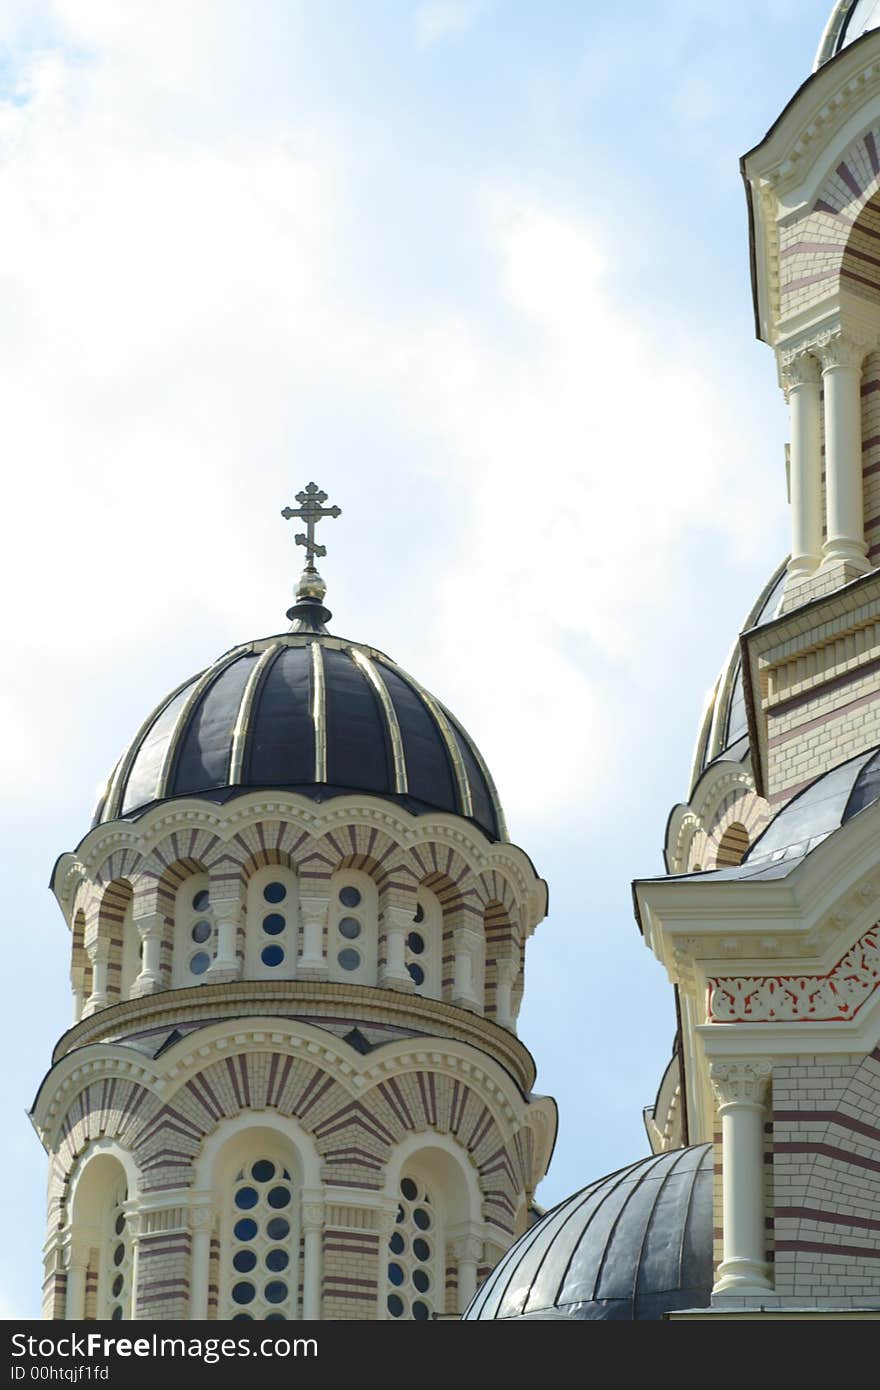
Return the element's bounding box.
[48,980,538,1092]
[708,924,880,1022]
[54,791,541,920]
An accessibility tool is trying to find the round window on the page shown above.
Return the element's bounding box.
[337,947,361,971]
[262,913,285,936]
[339,916,361,939]
[407,931,425,955]
[189,951,211,976]
[263,882,286,904]
[192,889,210,912]
[261,944,284,968]
[252,1160,275,1182]
[414,902,425,924]
[407,963,425,987]
[339,885,361,908]
[191,919,212,944]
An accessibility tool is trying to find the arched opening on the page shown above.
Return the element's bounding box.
[71,910,91,1022]
[171,871,215,988]
[66,1150,136,1321]
[327,866,378,985]
[98,880,133,1005]
[385,1139,482,1319]
[404,886,442,1000]
[714,822,750,868]
[245,864,298,980]
[208,1125,309,1321]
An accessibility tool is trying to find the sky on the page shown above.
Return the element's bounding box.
[0,0,838,1319]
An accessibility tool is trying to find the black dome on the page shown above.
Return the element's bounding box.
[94,632,506,840]
[463,1144,713,1321]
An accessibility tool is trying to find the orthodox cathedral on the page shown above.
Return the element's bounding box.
[30,1,880,1321]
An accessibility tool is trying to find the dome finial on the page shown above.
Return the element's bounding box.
[281,482,341,633]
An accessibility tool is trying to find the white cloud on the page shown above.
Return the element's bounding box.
[0,6,783,830]
[414,2,481,48]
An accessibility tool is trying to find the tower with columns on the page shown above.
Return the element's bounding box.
[636,2,880,1318]
[32,485,556,1322]
[465,3,880,1325]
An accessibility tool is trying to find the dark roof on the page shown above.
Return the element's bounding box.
[93,633,506,841]
[671,744,880,885]
[463,1144,713,1321]
[815,3,880,68]
[690,561,786,792]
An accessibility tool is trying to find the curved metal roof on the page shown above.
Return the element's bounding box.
[742,742,880,868]
[815,2,880,69]
[463,1144,713,1321]
[94,632,506,841]
[689,560,786,794]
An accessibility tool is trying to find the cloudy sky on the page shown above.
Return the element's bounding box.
[0,0,836,1318]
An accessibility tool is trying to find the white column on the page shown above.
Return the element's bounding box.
[84,941,109,1014]
[820,334,869,573]
[379,904,414,990]
[207,910,240,978]
[451,1233,482,1313]
[301,1194,324,1320]
[65,1250,88,1320]
[452,927,482,1012]
[710,1060,773,1296]
[131,913,164,996]
[782,350,822,579]
[188,1204,214,1319]
[298,896,328,975]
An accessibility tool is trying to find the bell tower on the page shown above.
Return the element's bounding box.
[32,486,556,1321]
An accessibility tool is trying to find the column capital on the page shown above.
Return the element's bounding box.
[450,1233,482,1264]
[709,1059,771,1108]
[780,347,820,393]
[133,911,164,938]
[815,330,868,371]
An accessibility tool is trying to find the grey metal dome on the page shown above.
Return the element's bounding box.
[94,630,506,841]
[815,2,880,69]
[689,560,786,793]
[463,1144,713,1321]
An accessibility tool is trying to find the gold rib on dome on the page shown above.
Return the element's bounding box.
[310,640,327,782]
[384,658,474,820]
[156,649,245,800]
[103,671,200,822]
[229,642,281,785]
[440,699,509,843]
[350,647,409,794]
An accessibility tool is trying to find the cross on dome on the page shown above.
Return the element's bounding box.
[281,482,341,567]
[281,482,342,633]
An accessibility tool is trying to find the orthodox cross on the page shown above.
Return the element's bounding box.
[281,483,341,565]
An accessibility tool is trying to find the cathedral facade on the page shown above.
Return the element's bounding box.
[31,2,880,1322]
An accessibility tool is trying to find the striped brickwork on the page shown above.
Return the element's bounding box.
[772,1049,880,1299]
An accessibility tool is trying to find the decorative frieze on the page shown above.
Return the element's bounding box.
[709,926,880,1022]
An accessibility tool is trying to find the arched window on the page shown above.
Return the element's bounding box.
[328,868,377,985]
[215,1133,302,1321]
[715,822,750,868]
[66,1151,136,1321]
[385,1142,481,1320]
[387,1172,441,1321]
[245,866,298,980]
[172,874,215,988]
[406,888,442,999]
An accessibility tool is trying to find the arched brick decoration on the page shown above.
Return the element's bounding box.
[71,910,90,1006]
[773,1045,880,1299]
[97,880,132,1004]
[714,822,750,869]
